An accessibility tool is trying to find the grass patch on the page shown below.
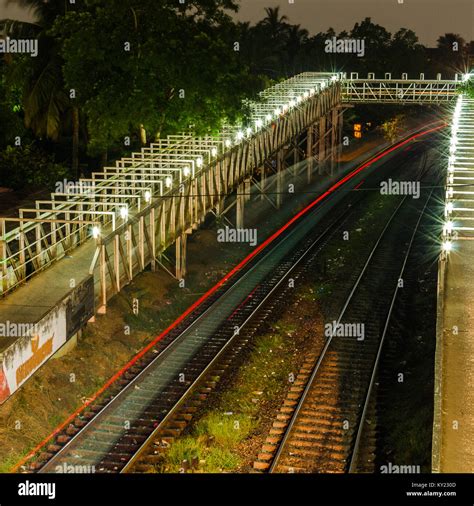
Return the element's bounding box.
[162,432,243,473]
[166,437,206,471]
[157,306,309,473]
[196,412,254,447]
[204,446,240,472]
[0,454,24,473]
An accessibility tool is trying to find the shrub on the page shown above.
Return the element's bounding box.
[379,114,406,143]
[0,143,69,190]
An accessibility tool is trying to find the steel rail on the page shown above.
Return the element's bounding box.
[24,127,439,474]
[348,186,435,472]
[269,154,433,472]
[120,200,358,473]
[36,167,363,473]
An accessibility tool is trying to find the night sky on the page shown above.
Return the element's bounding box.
[235,0,474,47]
[1,0,473,47]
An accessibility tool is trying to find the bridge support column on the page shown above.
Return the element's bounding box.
[337,108,344,162]
[245,178,251,203]
[98,243,107,315]
[307,125,314,183]
[330,108,339,175]
[293,136,300,175]
[260,164,266,201]
[215,160,224,215]
[150,208,156,272]
[236,181,245,229]
[318,116,326,174]
[127,223,133,283]
[176,232,187,280]
[276,150,284,209]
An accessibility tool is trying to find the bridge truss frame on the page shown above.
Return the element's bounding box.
[0,73,343,310]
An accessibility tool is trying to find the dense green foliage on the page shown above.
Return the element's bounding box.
[50,0,261,154]
[0,2,472,190]
[0,143,68,190]
[237,11,473,79]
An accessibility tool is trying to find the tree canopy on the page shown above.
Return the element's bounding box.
[50,0,262,155]
[0,2,472,188]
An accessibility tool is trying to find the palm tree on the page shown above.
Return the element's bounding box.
[255,7,291,76]
[285,24,309,75]
[437,33,469,74]
[0,0,80,177]
[259,6,289,40]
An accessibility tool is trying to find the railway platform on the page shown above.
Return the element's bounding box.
[433,241,474,473]
[432,94,474,473]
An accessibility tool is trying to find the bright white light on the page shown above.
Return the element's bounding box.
[448,174,454,184]
[446,202,454,214]
[274,108,281,116]
[443,240,453,252]
[296,96,302,104]
[331,75,338,81]
[448,163,455,173]
[92,226,100,239]
[304,91,309,99]
[444,221,454,234]
[265,114,272,122]
[246,127,252,137]
[120,206,129,220]
[449,155,456,164]
[309,88,316,95]
[211,147,217,157]
[197,157,203,167]
[462,73,471,82]
[144,190,151,203]
[289,100,296,108]
[165,176,172,188]
[448,187,454,198]
[236,131,244,142]
[321,82,326,89]
[225,139,232,148]
[255,119,263,129]
[183,166,191,177]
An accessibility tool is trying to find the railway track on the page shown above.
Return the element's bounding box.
[261,177,436,473]
[126,147,437,474]
[29,167,373,473]
[15,131,440,475]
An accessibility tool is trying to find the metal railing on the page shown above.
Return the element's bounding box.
[0,72,341,297]
[342,73,463,103]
